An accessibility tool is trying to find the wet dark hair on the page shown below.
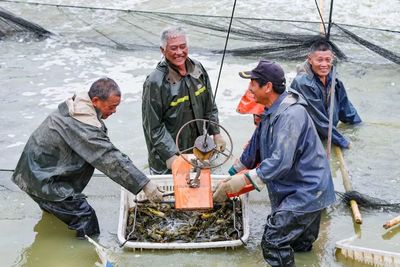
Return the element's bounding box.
[253,78,268,88]
[253,78,285,94]
[88,77,121,100]
[309,39,333,53]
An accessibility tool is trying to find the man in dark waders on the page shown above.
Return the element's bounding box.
[213,60,336,266]
[12,77,163,238]
[290,39,361,149]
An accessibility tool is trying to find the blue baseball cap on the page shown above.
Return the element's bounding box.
[239,60,286,92]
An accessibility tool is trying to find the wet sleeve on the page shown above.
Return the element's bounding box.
[336,80,362,124]
[291,78,350,148]
[201,64,220,135]
[58,119,150,195]
[255,110,303,181]
[142,78,178,161]
[239,126,261,169]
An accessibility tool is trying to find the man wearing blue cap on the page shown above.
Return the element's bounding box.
[213,60,336,266]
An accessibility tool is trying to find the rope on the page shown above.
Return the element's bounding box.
[211,0,236,109]
[2,0,399,33]
[326,0,335,40]
[203,0,236,140]
[334,23,400,65]
[0,168,14,172]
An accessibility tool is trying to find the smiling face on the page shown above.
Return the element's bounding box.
[248,79,266,104]
[247,79,279,108]
[308,50,334,80]
[91,94,121,119]
[161,35,188,71]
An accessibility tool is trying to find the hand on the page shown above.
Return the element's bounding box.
[166,155,178,170]
[213,134,226,152]
[143,180,164,203]
[213,173,248,202]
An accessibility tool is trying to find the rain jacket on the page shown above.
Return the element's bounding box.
[142,58,219,174]
[241,91,336,213]
[290,62,361,148]
[12,92,150,201]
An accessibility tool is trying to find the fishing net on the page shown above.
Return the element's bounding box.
[0,1,399,64]
[335,191,400,212]
[0,7,51,39]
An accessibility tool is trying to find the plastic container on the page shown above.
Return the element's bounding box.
[336,236,400,266]
[117,175,250,249]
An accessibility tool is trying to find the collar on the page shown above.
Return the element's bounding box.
[165,58,202,83]
[264,91,288,116]
[65,92,102,128]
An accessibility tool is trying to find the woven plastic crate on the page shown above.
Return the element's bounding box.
[336,236,400,266]
[117,175,250,249]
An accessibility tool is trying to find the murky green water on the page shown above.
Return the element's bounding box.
[1,0,399,266]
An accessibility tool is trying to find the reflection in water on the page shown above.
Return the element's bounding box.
[296,210,331,265]
[382,225,400,240]
[15,212,98,267]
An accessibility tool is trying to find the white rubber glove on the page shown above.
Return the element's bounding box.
[246,169,266,191]
[213,134,226,152]
[166,155,178,170]
[213,173,248,202]
[143,180,163,203]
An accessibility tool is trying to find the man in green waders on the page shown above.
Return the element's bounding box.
[12,77,163,238]
[142,26,226,175]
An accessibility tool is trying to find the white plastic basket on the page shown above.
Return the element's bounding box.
[117,175,250,249]
[336,236,400,266]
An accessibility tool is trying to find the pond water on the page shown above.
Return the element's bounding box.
[0,0,399,266]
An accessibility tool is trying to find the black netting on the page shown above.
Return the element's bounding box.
[0,7,51,39]
[0,1,399,63]
[336,191,400,212]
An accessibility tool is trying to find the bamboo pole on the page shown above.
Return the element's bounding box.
[334,145,363,224]
[319,0,325,35]
[326,66,336,160]
[383,215,400,229]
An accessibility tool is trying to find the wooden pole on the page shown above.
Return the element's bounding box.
[383,215,400,229]
[334,145,363,224]
[319,0,325,35]
[326,66,336,160]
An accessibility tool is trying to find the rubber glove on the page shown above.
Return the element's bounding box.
[228,159,246,176]
[213,133,226,152]
[213,169,266,202]
[246,169,266,191]
[213,173,250,202]
[143,180,164,203]
[166,155,178,170]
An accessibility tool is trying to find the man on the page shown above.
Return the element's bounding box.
[213,60,336,267]
[290,39,362,148]
[12,77,163,238]
[142,26,225,175]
